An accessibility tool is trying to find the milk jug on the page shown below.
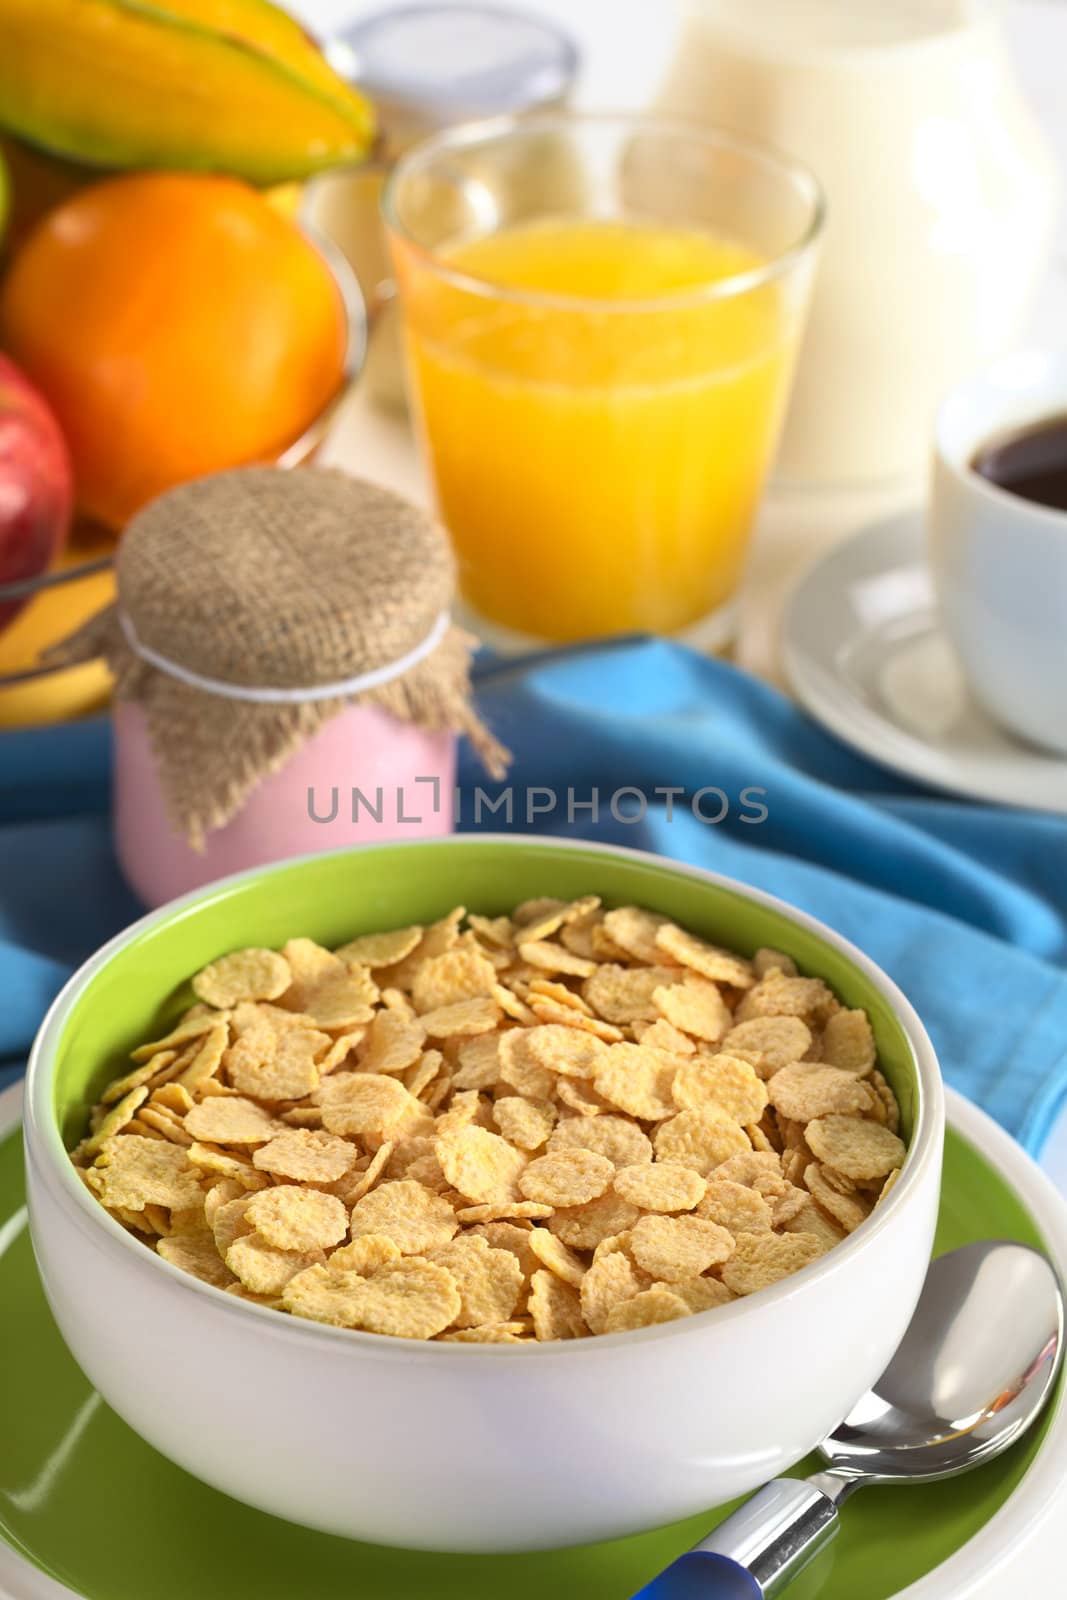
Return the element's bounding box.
[659,0,1059,484]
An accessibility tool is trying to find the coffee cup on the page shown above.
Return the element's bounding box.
[930,350,1067,757]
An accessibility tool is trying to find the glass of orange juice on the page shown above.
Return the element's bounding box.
[384,115,823,646]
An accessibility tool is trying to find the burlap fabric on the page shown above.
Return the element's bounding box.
[55,467,508,848]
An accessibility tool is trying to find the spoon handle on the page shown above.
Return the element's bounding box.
[630,1479,840,1599]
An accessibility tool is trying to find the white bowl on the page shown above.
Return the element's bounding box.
[23,837,944,1552]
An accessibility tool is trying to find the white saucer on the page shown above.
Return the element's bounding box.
[781,512,1067,813]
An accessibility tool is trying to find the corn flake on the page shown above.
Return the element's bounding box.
[129,1013,223,1063]
[518,1024,608,1080]
[804,1164,872,1234]
[517,940,596,979]
[548,1114,653,1168]
[193,948,291,1009]
[734,969,837,1026]
[356,1009,427,1077]
[600,906,672,964]
[227,1022,327,1102]
[226,1233,322,1295]
[555,1078,610,1117]
[603,1288,691,1333]
[452,1032,503,1091]
[654,926,754,988]
[653,1108,752,1174]
[783,1200,848,1251]
[870,1070,902,1135]
[634,1019,696,1056]
[654,978,732,1043]
[283,1264,368,1327]
[82,1085,149,1158]
[184,1096,281,1145]
[529,1269,587,1340]
[349,1179,458,1255]
[470,1220,539,1280]
[519,1148,614,1207]
[753,948,798,979]
[428,1235,523,1327]
[527,1228,586,1287]
[579,1249,646,1333]
[528,996,624,1041]
[438,1323,528,1343]
[821,1009,877,1075]
[251,1128,358,1183]
[497,1032,557,1100]
[697,1179,773,1233]
[344,1140,395,1203]
[412,946,498,1013]
[456,1200,553,1223]
[433,1124,527,1204]
[547,1190,641,1251]
[768,1064,874,1122]
[99,1053,177,1106]
[419,997,500,1039]
[156,1230,235,1289]
[335,926,423,968]
[302,970,379,1031]
[583,964,683,1025]
[317,1072,428,1142]
[245,1187,349,1251]
[593,1042,679,1120]
[175,1023,229,1091]
[493,1095,556,1150]
[720,1016,813,1078]
[630,1215,734,1281]
[713,1150,789,1197]
[672,1054,768,1124]
[721,1231,823,1296]
[660,1276,734,1313]
[806,1116,906,1181]
[612,1162,706,1213]
[93,1136,201,1211]
[329,1233,401,1274]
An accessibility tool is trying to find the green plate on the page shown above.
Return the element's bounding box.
[1,1098,1058,1600]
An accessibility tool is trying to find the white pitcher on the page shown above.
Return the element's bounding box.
[659,0,1059,486]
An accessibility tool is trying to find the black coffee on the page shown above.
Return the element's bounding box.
[972,416,1067,512]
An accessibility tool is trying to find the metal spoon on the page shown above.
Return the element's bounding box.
[633,1240,1064,1599]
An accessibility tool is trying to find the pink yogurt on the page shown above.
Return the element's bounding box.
[114,699,456,908]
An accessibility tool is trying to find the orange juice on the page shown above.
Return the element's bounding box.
[396,216,798,641]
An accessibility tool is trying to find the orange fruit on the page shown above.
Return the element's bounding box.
[0,172,347,528]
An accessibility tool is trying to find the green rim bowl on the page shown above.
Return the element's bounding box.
[23,836,945,1551]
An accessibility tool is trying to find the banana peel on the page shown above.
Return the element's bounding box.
[0,0,376,185]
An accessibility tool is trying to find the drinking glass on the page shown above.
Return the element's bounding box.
[384,114,823,646]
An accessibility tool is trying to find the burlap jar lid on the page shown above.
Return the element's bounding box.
[57,467,508,848]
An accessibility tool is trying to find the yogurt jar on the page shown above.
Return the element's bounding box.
[55,466,507,908]
[114,699,456,908]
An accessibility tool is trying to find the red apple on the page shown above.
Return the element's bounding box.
[0,352,72,628]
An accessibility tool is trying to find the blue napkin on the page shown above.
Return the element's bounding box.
[2,639,1065,1152]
